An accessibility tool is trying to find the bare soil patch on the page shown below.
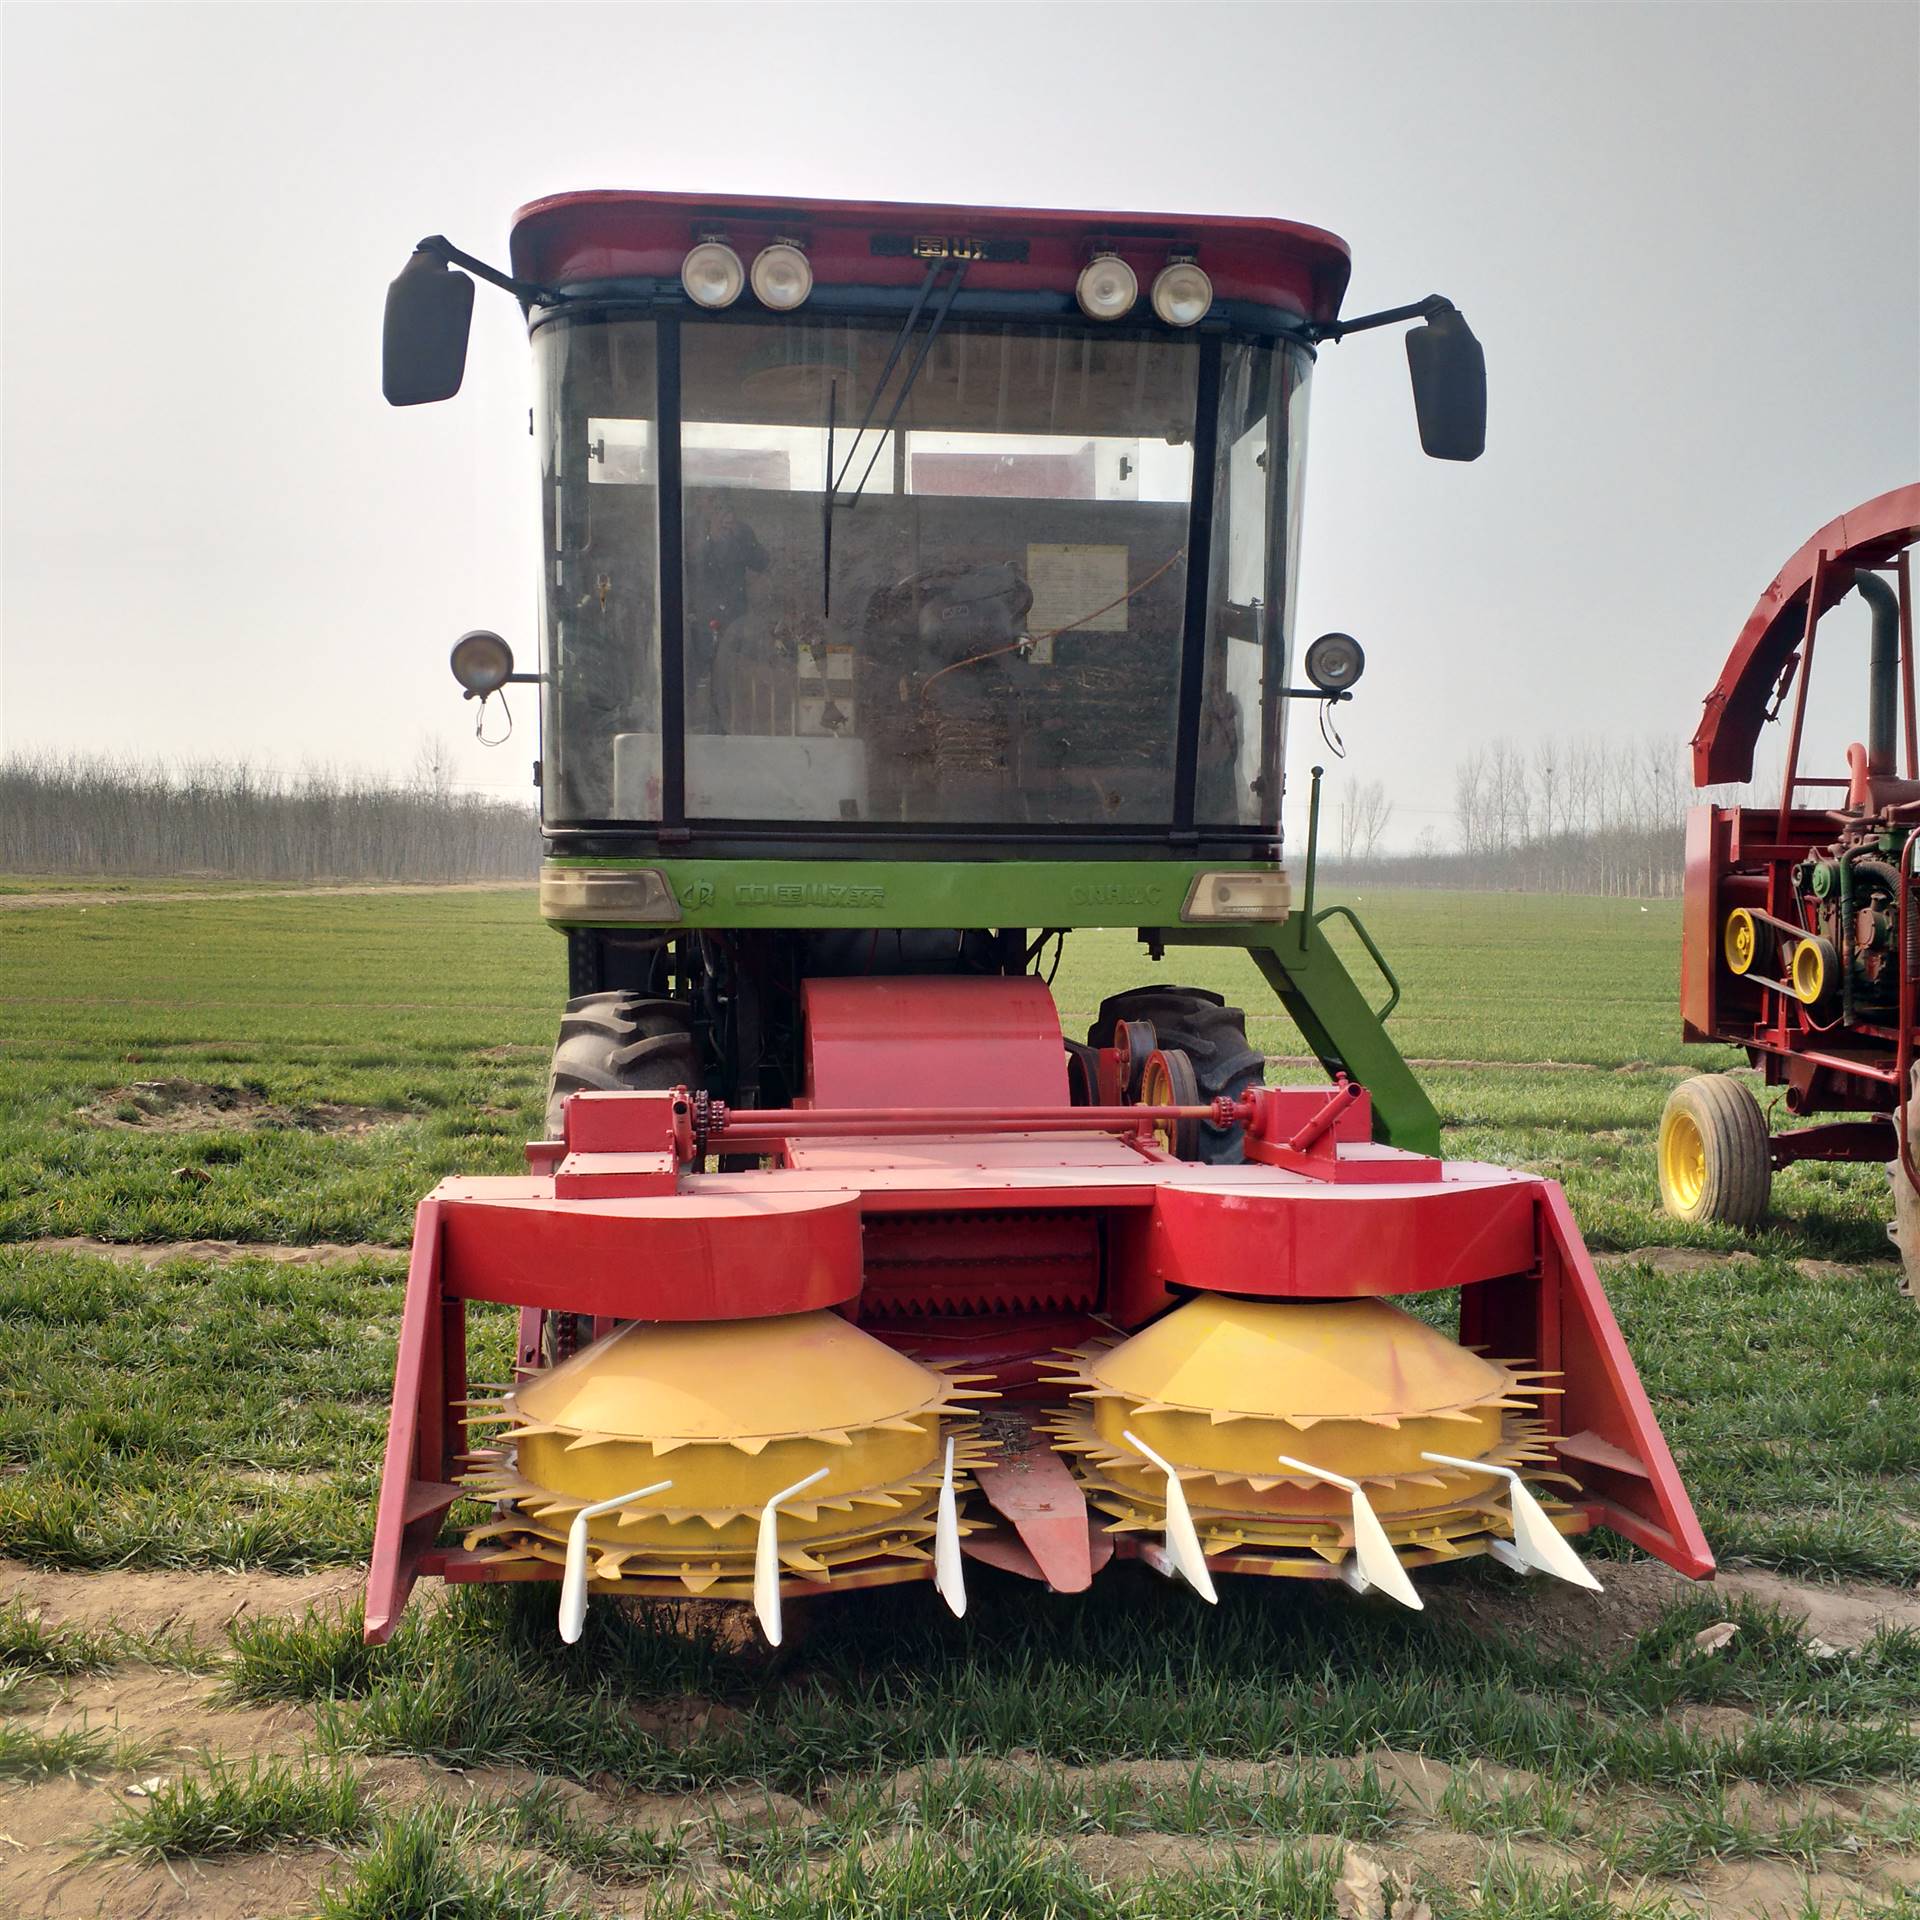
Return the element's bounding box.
[80,1080,402,1136]
[23,1238,401,1269]
[1,1562,360,1640]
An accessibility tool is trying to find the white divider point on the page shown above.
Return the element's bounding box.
[754,1466,832,1646]
[934,1435,967,1618]
[1276,1454,1423,1613]
[1421,1452,1602,1592]
[559,1479,673,1643]
[1123,1428,1218,1604]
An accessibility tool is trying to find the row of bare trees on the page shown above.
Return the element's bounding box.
[0,751,540,883]
[1332,735,1708,895]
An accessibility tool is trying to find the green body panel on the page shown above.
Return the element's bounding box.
[1163,921,1443,1157]
[544,856,1442,1156]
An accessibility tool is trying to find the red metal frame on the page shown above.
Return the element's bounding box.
[1681,487,1920,1172]
[367,978,1710,1639]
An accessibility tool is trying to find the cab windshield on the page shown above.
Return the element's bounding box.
[535,313,1308,837]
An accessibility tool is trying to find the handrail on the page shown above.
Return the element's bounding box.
[1314,904,1402,1022]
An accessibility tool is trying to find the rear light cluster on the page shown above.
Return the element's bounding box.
[677,238,1213,327]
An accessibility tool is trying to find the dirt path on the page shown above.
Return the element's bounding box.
[0,881,533,912]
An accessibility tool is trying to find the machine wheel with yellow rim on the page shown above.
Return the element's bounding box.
[1657,1073,1771,1227]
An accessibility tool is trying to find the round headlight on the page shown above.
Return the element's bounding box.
[681,241,745,309]
[1076,253,1137,322]
[750,242,812,312]
[1303,631,1366,694]
[1150,260,1213,328]
[451,630,515,698]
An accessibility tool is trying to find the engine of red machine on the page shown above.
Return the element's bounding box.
[368,189,1709,1645]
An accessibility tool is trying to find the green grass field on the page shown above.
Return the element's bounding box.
[2,882,1918,1918]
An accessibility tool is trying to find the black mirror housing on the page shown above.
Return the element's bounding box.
[383,249,475,406]
[1405,307,1486,462]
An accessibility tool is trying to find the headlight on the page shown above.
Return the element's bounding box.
[750,242,812,311]
[539,865,682,924]
[450,630,514,697]
[1303,631,1366,693]
[1180,871,1293,923]
[681,240,745,309]
[1150,260,1212,327]
[1076,253,1137,321]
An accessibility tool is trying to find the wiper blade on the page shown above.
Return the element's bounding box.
[821,256,970,615]
[839,258,970,507]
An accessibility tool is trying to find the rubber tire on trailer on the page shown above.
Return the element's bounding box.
[543,992,700,1139]
[1656,1073,1772,1228]
[1089,986,1265,1165]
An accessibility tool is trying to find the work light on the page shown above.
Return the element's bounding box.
[1304,631,1367,694]
[750,242,813,311]
[450,630,515,698]
[1150,260,1212,328]
[681,240,745,309]
[1076,253,1137,321]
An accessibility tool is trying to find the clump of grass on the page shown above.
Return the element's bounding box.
[225,1601,421,1704]
[315,1807,591,1920]
[95,1757,372,1860]
[0,1598,116,1675]
[0,1722,122,1779]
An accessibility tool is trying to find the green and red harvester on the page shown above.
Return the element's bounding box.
[368,189,1709,1645]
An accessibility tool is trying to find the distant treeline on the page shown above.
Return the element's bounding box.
[0,753,540,882]
[1326,735,1751,897]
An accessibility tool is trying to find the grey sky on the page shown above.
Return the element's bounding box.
[2,1,1915,847]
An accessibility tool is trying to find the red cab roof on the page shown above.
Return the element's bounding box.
[510,189,1352,325]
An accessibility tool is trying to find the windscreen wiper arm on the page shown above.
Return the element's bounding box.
[821,257,971,614]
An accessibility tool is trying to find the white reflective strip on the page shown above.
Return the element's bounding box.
[1276,1454,1422,1612]
[1421,1452,1603,1592]
[754,1467,831,1647]
[934,1435,967,1619]
[559,1479,673,1643]
[1123,1428,1218,1603]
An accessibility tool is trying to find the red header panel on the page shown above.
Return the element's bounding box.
[510,188,1351,324]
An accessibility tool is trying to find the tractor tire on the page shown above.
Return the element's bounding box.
[544,992,700,1139]
[1089,986,1265,1164]
[1656,1073,1771,1229]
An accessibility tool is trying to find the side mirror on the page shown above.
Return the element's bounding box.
[383,249,475,406]
[1405,306,1486,462]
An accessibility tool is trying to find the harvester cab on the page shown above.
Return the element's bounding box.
[369,191,1708,1645]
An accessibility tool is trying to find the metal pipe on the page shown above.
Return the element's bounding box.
[1301,765,1324,949]
[1859,570,1902,776]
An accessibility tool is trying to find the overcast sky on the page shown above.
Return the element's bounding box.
[2,1,1915,847]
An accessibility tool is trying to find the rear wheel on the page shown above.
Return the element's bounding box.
[1657,1074,1771,1227]
[1090,986,1265,1165]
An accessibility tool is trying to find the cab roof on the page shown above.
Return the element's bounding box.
[510,188,1352,326]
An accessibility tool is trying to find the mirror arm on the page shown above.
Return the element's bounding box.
[1308,293,1455,344]
[413,235,565,310]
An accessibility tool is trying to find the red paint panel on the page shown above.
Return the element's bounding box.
[1694,484,1920,786]
[438,1190,863,1319]
[510,189,1352,323]
[1150,1174,1537,1299]
[366,1199,446,1644]
[973,1416,1099,1592]
[803,976,1069,1109]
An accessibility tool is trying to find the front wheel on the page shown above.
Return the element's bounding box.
[1657,1074,1771,1228]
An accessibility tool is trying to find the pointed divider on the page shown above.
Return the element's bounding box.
[1274,1455,1423,1611]
[754,1466,832,1646]
[1421,1451,1603,1591]
[559,1479,673,1643]
[1121,1429,1218,1603]
[934,1436,966,1618]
